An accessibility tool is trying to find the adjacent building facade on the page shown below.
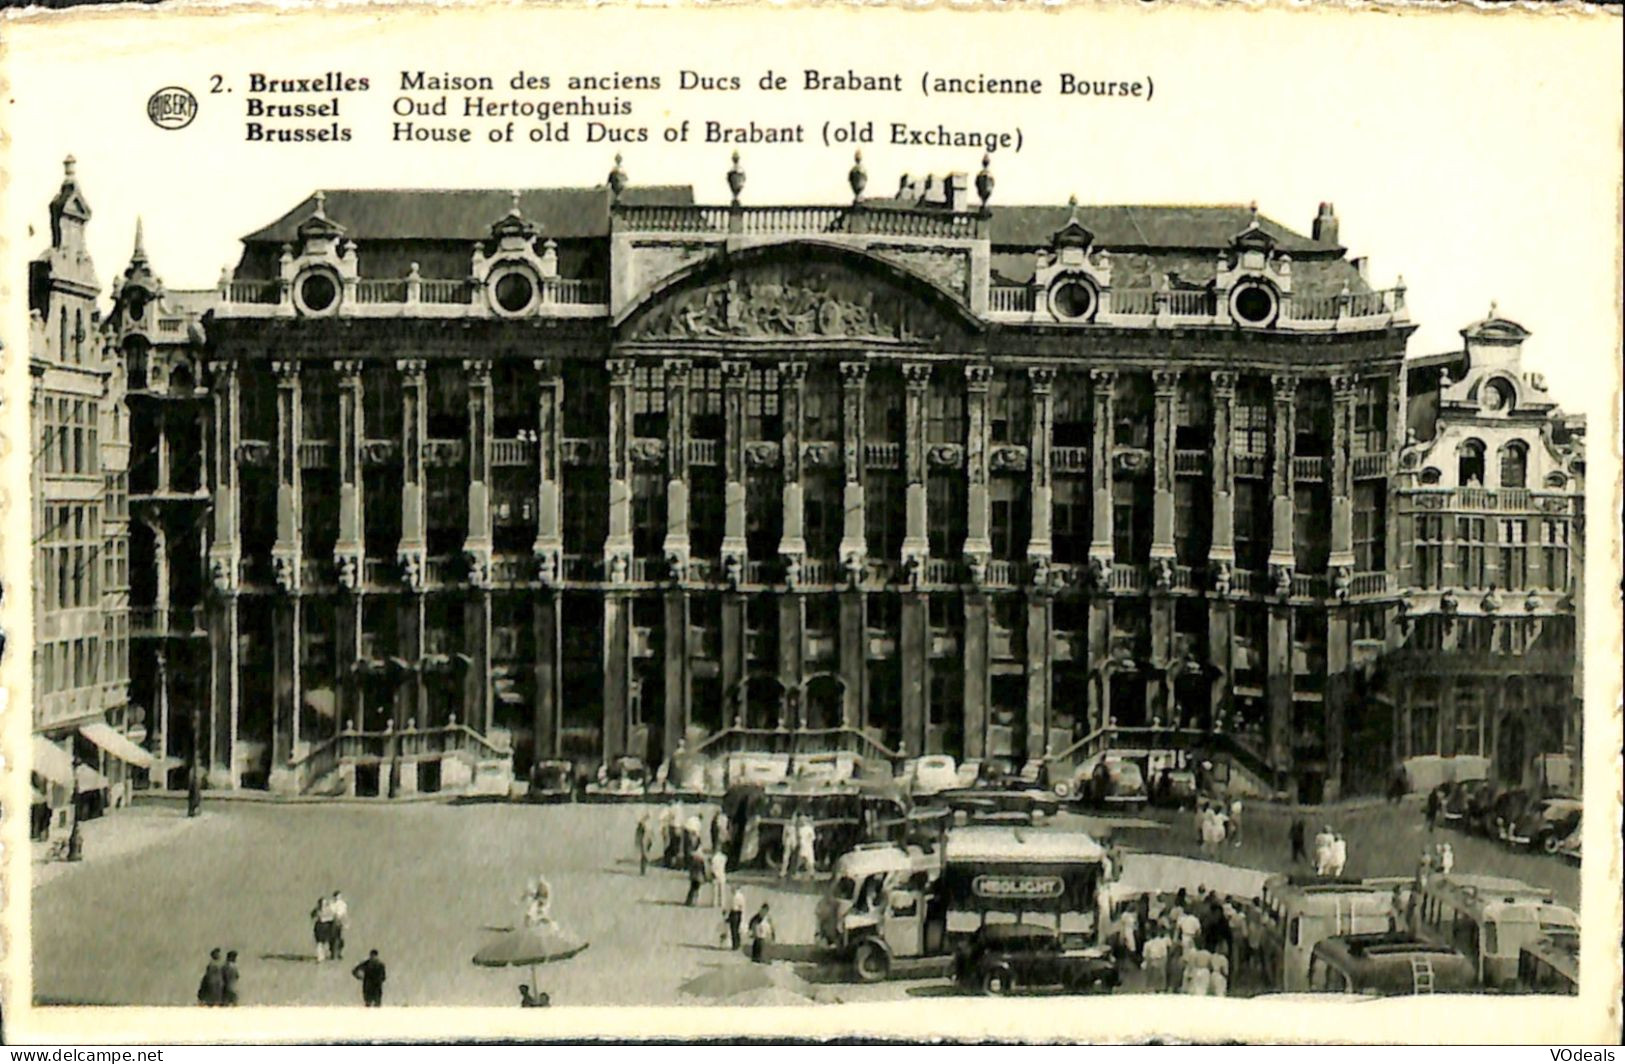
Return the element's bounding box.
[60,157,1583,802]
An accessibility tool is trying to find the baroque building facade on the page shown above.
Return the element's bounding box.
[83,158,1583,802]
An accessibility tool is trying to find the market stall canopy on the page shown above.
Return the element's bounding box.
[77,763,111,791]
[31,736,74,787]
[80,722,155,770]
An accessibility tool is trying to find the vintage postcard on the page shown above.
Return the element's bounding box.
[0,1,1620,1045]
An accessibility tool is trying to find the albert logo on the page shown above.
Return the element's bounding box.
[147,87,198,130]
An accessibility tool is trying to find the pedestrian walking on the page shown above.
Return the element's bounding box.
[1141,930,1170,992]
[795,814,818,878]
[778,816,799,879]
[197,948,225,1006]
[329,891,350,960]
[747,903,775,963]
[684,850,707,906]
[1388,764,1409,805]
[1329,832,1348,877]
[1289,817,1307,865]
[635,812,651,876]
[352,949,387,1007]
[221,950,241,1006]
[1314,826,1335,876]
[658,802,677,867]
[1228,798,1244,847]
[1120,906,1140,961]
[710,848,729,908]
[727,887,747,951]
[1437,841,1454,875]
[311,895,334,962]
[1425,787,1441,832]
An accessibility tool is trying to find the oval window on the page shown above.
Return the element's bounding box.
[1051,280,1097,321]
[1232,283,1277,326]
[494,271,536,314]
[298,271,338,314]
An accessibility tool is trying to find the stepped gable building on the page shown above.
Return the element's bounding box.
[28,158,149,829]
[100,156,1582,802]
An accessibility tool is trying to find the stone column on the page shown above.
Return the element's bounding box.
[603,593,629,760]
[1027,368,1056,568]
[1330,375,1357,575]
[778,594,804,728]
[778,362,808,567]
[663,588,689,762]
[1268,601,1293,790]
[1088,369,1116,566]
[963,591,988,759]
[662,359,692,576]
[963,364,993,567]
[1325,607,1348,802]
[335,362,365,588]
[721,360,750,578]
[207,364,240,593]
[209,583,239,788]
[901,364,932,570]
[532,359,563,580]
[838,361,868,577]
[900,590,927,756]
[1269,373,1298,585]
[839,592,864,730]
[464,360,493,583]
[397,360,428,587]
[1151,370,1179,560]
[1324,375,1357,802]
[604,359,635,579]
[271,360,302,594]
[1027,588,1052,760]
[1209,372,1237,566]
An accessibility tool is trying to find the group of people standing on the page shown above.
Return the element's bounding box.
[1285,817,1349,877]
[1194,799,1243,856]
[1119,887,1251,996]
[777,813,819,880]
[310,890,350,962]
[634,804,779,963]
[196,948,241,1006]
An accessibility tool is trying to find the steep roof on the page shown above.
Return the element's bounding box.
[987,204,1334,254]
[243,185,695,243]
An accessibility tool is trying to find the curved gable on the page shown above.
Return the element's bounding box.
[617,241,982,346]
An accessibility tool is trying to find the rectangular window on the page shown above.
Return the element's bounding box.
[690,467,725,558]
[1174,478,1210,565]
[1294,485,1330,574]
[631,366,666,439]
[1234,480,1270,571]
[1414,513,1446,589]
[745,468,781,560]
[1455,516,1487,588]
[745,367,781,440]
[865,372,904,444]
[561,364,606,439]
[803,473,842,559]
[688,365,724,440]
[989,373,1029,445]
[1453,683,1484,758]
[1498,518,1528,590]
[631,470,665,558]
[990,477,1029,561]
[1355,378,1388,455]
[1294,381,1332,457]
[1353,483,1387,572]
[1053,477,1089,564]
[864,472,905,561]
[803,366,841,441]
[1233,380,1271,458]
[1112,478,1151,564]
[928,473,966,558]
[1176,376,1211,450]
[1112,375,1152,449]
[1053,376,1090,448]
[1541,519,1569,591]
[927,372,965,445]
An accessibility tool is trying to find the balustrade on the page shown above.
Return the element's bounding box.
[491,437,536,467]
[989,286,1037,314]
[1174,449,1209,475]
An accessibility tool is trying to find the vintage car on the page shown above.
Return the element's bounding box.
[1507,798,1582,853]
[1148,766,1200,809]
[525,759,576,803]
[1070,756,1148,809]
[956,922,1116,996]
[902,755,961,798]
[585,755,649,799]
[1444,779,1494,828]
[1554,816,1581,864]
[1486,787,1534,841]
[928,766,1062,821]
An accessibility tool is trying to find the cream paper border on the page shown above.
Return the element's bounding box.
[1,1,1620,1044]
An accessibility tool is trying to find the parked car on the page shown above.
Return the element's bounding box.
[929,770,1062,820]
[1071,756,1148,809]
[1487,787,1533,841]
[1439,778,1490,826]
[525,759,576,803]
[1149,766,1200,809]
[1456,780,1501,832]
[586,755,648,797]
[903,755,960,798]
[956,922,1116,996]
[1554,816,1581,864]
[1509,798,1582,853]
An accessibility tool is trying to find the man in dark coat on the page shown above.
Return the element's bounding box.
[352,949,387,1007]
[684,850,706,906]
[1425,787,1442,832]
[1289,817,1307,865]
[197,948,225,1006]
[221,950,241,1006]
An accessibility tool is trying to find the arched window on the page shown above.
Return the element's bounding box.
[1457,438,1486,487]
[1499,441,1528,489]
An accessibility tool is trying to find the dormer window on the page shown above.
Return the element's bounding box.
[1481,378,1514,415]
[1230,281,1278,327]
[1049,277,1098,322]
[294,268,340,316]
[490,266,538,316]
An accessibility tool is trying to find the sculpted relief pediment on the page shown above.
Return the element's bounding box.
[622,257,960,343]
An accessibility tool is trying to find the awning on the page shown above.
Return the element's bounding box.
[31,736,75,787]
[80,722,155,770]
[77,763,110,791]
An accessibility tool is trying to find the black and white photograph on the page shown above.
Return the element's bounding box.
[1,2,1619,1046]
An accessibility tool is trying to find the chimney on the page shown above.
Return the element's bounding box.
[944,173,970,212]
[1312,201,1339,246]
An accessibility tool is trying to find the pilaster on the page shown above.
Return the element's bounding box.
[334,361,364,589]
[533,359,563,581]
[662,359,692,575]
[1269,373,1298,582]
[778,361,808,565]
[604,359,636,580]
[838,361,869,580]
[1209,371,1237,563]
[207,363,240,593]
[1329,374,1357,572]
[1027,367,1056,565]
[963,364,993,567]
[901,364,932,574]
[271,360,302,593]
[721,360,750,578]
[1151,369,1179,559]
[397,360,427,588]
[464,359,493,586]
[1088,369,1116,564]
